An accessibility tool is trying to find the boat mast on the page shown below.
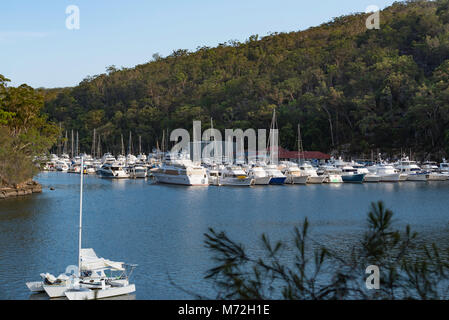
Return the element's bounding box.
[71,130,74,158]
[78,156,84,277]
[63,131,68,155]
[297,123,305,165]
[92,129,96,158]
[121,134,125,156]
[76,131,79,157]
[128,131,132,155]
[97,134,101,158]
[139,136,142,155]
[268,109,278,164]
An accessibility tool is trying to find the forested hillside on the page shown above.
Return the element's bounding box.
[43,0,449,159]
[0,75,58,186]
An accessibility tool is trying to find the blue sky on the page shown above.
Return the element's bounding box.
[0,0,397,88]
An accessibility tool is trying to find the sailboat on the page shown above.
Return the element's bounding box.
[266,109,287,185]
[26,157,137,299]
[65,156,137,300]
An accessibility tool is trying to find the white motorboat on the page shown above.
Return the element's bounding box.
[395,157,427,181]
[55,160,69,172]
[368,162,400,182]
[97,162,130,179]
[127,165,147,178]
[298,162,325,184]
[282,162,308,185]
[318,165,343,184]
[219,166,254,186]
[439,159,449,176]
[248,165,272,185]
[421,161,448,181]
[264,164,287,185]
[207,168,222,186]
[152,153,209,186]
[101,153,116,165]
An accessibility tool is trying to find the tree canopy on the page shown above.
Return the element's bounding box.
[0,76,58,186]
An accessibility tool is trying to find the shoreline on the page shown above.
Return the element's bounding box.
[0,181,42,200]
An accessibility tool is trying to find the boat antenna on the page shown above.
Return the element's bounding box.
[78,156,84,277]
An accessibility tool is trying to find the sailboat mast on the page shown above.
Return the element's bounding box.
[297,123,304,164]
[78,156,84,277]
[128,131,132,155]
[92,129,96,158]
[76,131,79,157]
[139,136,142,155]
[71,130,74,158]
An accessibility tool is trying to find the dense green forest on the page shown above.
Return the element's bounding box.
[0,75,58,186]
[43,0,449,159]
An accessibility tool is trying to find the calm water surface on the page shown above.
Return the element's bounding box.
[1,172,449,299]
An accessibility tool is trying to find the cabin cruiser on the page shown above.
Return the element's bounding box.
[349,162,379,183]
[440,159,449,177]
[421,161,448,181]
[368,162,400,182]
[340,165,366,183]
[298,162,326,184]
[101,153,116,165]
[281,162,308,185]
[55,160,70,172]
[127,165,147,178]
[248,165,272,185]
[116,155,127,166]
[207,167,222,186]
[126,154,137,165]
[219,166,254,186]
[264,164,287,185]
[318,165,343,184]
[395,157,427,181]
[97,162,130,179]
[152,153,208,186]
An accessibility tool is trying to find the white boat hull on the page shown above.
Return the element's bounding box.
[43,284,70,298]
[426,173,448,181]
[153,173,208,186]
[325,174,343,184]
[219,177,254,186]
[65,284,136,300]
[364,175,380,183]
[286,175,309,185]
[307,176,326,184]
[407,174,427,182]
[379,173,400,182]
[253,176,271,185]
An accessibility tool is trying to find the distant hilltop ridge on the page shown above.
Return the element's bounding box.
[42,0,449,159]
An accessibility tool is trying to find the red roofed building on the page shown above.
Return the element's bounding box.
[268,146,331,161]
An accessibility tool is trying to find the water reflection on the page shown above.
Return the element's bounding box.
[2,172,449,299]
